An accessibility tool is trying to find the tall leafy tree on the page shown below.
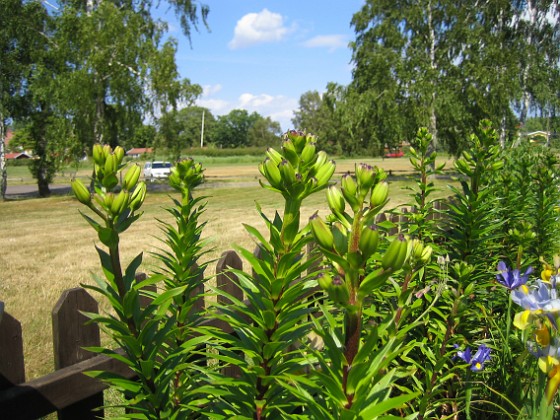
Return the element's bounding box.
[350,0,463,152]
[0,0,48,199]
[3,0,208,196]
[213,109,260,148]
[247,115,282,147]
[158,105,210,161]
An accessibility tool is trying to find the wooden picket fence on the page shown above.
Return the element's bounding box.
[0,249,245,420]
[0,203,448,419]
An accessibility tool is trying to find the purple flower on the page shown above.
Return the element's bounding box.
[496,261,533,290]
[456,344,491,372]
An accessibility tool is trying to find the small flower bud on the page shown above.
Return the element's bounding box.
[123,164,141,190]
[310,212,334,250]
[327,186,345,215]
[71,179,91,205]
[370,181,389,208]
[114,146,125,165]
[382,234,409,270]
[129,182,146,212]
[359,224,379,259]
[92,144,105,165]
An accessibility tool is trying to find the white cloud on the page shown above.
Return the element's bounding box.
[239,93,275,108]
[229,9,292,49]
[201,84,223,97]
[196,98,230,113]
[302,35,347,52]
[195,90,298,131]
[236,93,298,131]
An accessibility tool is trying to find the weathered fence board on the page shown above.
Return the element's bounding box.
[0,311,25,390]
[0,350,134,420]
[52,287,103,419]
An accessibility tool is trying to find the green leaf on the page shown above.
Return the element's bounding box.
[98,227,119,248]
[360,392,420,419]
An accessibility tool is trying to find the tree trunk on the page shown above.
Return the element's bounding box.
[0,118,7,200]
[518,0,537,129]
[427,0,438,162]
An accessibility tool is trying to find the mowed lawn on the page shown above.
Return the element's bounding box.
[0,156,454,380]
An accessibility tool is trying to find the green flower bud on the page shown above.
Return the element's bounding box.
[317,272,333,291]
[341,172,360,212]
[421,245,433,263]
[104,154,117,175]
[299,141,316,165]
[313,151,328,170]
[260,158,282,189]
[265,147,283,166]
[382,234,409,270]
[327,186,345,215]
[110,189,129,216]
[411,239,424,260]
[370,181,389,208]
[359,224,379,259]
[71,179,91,205]
[104,192,114,210]
[114,146,125,165]
[314,160,335,187]
[102,144,112,159]
[356,163,375,193]
[310,212,334,250]
[286,130,308,153]
[129,182,146,212]
[92,144,105,165]
[341,172,357,197]
[282,138,299,166]
[279,159,297,186]
[328,275,350,306]
[123,164,141,191]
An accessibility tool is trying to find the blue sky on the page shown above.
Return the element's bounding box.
[159,1,364,131]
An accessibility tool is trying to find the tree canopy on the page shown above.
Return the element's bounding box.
[1,0,209,197]
[292,0,559,156]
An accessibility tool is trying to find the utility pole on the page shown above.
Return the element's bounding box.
[200,110,205,148]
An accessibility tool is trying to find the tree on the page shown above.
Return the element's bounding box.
[0,0,48,199]
[349,1,559,155]
[158,106,215,160]
[213,109,260,148]
[247,116,282,147]
[2,0,208,197]
[128,124,157,150]
[291,88,345,154]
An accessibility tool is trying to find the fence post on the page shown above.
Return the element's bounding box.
[216,250,243,307]
[215,250,243,378]
[0,304,25,391]
[52,288,103,419]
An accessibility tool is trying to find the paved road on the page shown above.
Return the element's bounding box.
[5,184,72,199]
[4,180,260,199]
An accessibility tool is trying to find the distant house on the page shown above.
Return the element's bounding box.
[527,131,550,145]
[6,152,32,160]
[126,147,153,158]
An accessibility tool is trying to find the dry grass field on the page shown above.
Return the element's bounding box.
[0,156,454,381]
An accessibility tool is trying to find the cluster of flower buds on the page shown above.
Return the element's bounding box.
[71,144,147,229]
[90,144,125,190]
[310,161,420,306]
[337,164,388,216]
[259,130,335,201]
[317,272,350,307]
[169,157,204,200]
[409,238,433,267]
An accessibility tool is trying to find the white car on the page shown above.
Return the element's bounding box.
[144,161,172,181]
